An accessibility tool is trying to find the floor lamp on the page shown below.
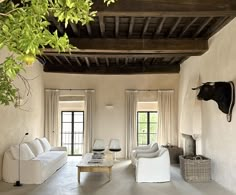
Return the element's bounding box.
[14,132,29,187]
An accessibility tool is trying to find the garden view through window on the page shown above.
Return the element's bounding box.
[61,111,84,156]
[137,111,158,146]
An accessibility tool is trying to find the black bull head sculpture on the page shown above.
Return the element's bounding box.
[192,81,235,122]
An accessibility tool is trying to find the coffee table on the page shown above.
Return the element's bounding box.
[77,153,113,183]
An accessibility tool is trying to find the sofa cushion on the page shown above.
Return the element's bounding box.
[10,144,35,160]
[37,137,51,152]
[27,139,44,156]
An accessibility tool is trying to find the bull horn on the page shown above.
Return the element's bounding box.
[202,82,215,86]
[192,86,202,90]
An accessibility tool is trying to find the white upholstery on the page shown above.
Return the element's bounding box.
[26,139,44,156]
[2,138,67,184]
[134,147,171,183]
[131,142,159,165]
[10,144,35,160]
[37,137,51,152]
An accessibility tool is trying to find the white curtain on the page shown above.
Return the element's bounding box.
[125,91,137,159]
[84,90,95,154]
[44,90,59,146]
[157,90,177,146]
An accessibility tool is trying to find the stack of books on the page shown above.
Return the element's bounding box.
[88,153,105,163]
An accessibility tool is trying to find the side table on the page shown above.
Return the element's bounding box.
[162,145,183,164]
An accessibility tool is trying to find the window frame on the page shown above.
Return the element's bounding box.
[61,111,84,156]
[137,111,158,146]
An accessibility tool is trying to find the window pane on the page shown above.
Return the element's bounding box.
[138,134,147,145]
[74,112,83,122]
[62,112,72,122]
[150,133,157,143]
[74,123,83,133]
[138,123,147,133]
[138,113,147,122]
[74,133,84,144]
[150,123,157,133]
[62,123,72,133]
[62,134,71,145]
[150,112,158,122]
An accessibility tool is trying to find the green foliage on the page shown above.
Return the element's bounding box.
[0,0,116,106]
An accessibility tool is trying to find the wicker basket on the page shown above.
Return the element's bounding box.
[179,155,211,182]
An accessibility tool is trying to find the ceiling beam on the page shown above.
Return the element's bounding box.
[92,0,236,17]
[44,63,180,74]
[42,53,197,58]
[51,38,208,54]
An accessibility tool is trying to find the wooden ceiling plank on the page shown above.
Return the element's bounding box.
[193,17,213,37]
[116,58,119,65]
[75,57,82,66]
[105,58,109,67]
[142,17,151,37]
[168,17,182,38]
[94,57,100,66]
[125,57,128,65]
[50,17,64,34]
[69,22,80,36]
[169,57,177,64]
[115,16,119,38]
[63,56,73,66]
[43,55,54,64]
[53,56,62,65]
[84,57,90,67]
[99,16,105,37]
[86,23,92,36]
[128,17,135,37]
[179,17,199,37]
[153,17,166,37]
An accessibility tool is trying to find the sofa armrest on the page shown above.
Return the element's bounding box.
[3,151,42,184]
[50,146,67,151]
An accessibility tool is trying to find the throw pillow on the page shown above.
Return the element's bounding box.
[37,137,51,152]
[10,144,35,160]
[26,139,44,156]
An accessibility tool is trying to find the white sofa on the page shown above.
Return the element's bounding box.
[2,137,67,184]
[132,146,171,183]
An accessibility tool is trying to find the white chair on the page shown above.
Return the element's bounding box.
[135,147,170,183]
[92,139,105,153]
[109,139,121,160]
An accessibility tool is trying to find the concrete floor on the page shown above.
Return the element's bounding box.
[0,157,234,195]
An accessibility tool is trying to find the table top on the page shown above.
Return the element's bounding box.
[77,153,113,167]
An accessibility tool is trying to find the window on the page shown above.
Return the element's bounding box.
[137,111,158,146]
[61,111,84,155]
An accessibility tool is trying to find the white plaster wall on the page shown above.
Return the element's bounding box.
[44,73,179,158]
[179,18,236,193]
[0,48,44,179]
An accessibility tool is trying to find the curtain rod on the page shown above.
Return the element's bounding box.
[126,89,174,92]
[45,88,95,91]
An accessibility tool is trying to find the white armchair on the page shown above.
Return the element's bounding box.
[135,147,170,183]
[131,142,159,165]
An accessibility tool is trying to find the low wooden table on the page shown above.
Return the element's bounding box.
[77,153,113,183]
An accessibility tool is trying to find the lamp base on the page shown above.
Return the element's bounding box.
[14,181,23,187]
